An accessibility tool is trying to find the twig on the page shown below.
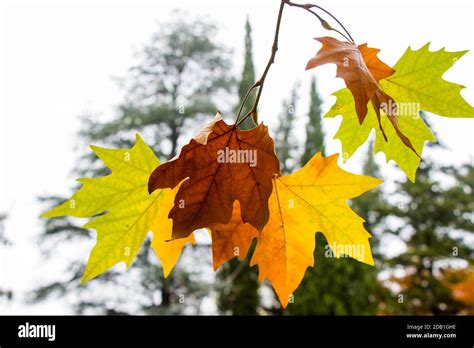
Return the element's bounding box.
[235,81,260,124]
[235,0,355,127]
[235,0,286,128]
[283,0,355,43]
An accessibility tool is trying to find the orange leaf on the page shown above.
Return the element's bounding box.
[448,272,474,307]
[208,200,258,271]
[358,43,395,82]
[306,37,385,124]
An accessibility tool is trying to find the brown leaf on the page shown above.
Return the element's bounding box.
[372,89,419,156]
[148,112,280,239]
[208,201,258,270]
[306,36,382,124]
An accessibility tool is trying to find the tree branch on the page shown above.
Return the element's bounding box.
[235,0,286,128]
[283,0,355,43]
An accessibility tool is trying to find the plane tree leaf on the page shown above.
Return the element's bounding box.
[42,134,194,282]
[148,112,280,239]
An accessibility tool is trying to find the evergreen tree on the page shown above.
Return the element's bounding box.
[383,156,474,314]
[82,12,233,159]
[217,17,260,315]
[275,82,300,174]
[301,76,324,163]
[236,16,257,130]
[34,15,233,314]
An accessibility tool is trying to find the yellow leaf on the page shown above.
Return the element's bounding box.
[250,152,382,307]
[151,185,195,278]
[42,134,194,282]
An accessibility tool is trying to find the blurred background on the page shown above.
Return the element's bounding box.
[0,0,473,315]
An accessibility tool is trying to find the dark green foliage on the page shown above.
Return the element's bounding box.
[275,82,300,174]
[217,250,260,315]
[288,233,381,315]
[301,76,324,164]
[383,157,474,314]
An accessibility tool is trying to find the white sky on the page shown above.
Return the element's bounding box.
[0,0,473,314]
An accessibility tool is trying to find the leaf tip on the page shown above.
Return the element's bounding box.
[40,210,53,218]
[162,268,172,279]
[80,273,91,284]
[134,132,145,144]
[373,177,384,188]
[88,144,100,152]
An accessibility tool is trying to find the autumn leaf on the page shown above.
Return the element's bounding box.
[326,43,473,181]
[148,112,280,239]
[305,37,393,124]
[242,152,381,308]
[208,200,258,270]
[381,43,474,118]
[448,272,474,308]
[42,134,194,282]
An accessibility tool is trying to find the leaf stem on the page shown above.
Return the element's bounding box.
[235,0,355,128]
[283,0,355,43]
[235,0,286,128]
[235,81,260,124]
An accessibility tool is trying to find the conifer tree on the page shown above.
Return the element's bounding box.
[275,82,300,174]
[384,151,473,314]
[236,16,257,131]
[301,76,324,163]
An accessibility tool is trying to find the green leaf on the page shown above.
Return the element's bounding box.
[325,89,435,182]
[381,43,474,118]
[42,134,194,282]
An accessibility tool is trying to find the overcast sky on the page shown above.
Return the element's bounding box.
[0,0,473,314]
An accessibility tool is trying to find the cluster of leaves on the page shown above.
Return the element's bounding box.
[44,11,473,307]
[44,113,380,307]
[319,37,474,181]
